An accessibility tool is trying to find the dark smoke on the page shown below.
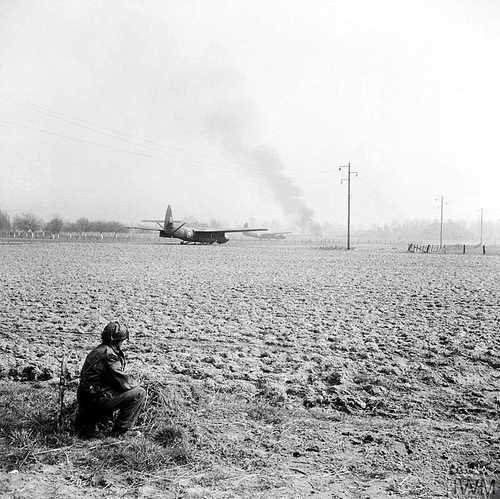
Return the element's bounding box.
[206,107,322,235]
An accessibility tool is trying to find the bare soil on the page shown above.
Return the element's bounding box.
[0,241,499,498]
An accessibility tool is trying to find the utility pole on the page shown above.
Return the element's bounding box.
[439,195,444,248]
[434,195,448,248]
[480,208,484,245]
[338,162,358,250]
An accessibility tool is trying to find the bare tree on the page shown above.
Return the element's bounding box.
[91,220,127,232]
[73,217,91,233]
[13,213,44,232]
[45,217,64,234]
[64,218,126,233]
[0,209,10,231]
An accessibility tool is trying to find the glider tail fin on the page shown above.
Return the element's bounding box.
[164,205,174,230]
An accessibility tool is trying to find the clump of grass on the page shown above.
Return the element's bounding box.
[0,382,76,469]
[0,382,76,431]
[152,424,191,465]
[140,380,201,451]
[6,428,38,448]
[154,424,183,447]
[246,401,285,425]
[2,428,41,470]
[244,378,288,424]
[89,438,180,472]
[255,378,288,406]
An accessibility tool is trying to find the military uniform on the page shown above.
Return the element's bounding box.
[76,341,146,437]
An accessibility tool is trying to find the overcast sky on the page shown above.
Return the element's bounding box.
[1,0,499,229]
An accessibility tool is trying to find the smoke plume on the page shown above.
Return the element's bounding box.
[167,63,322,234]
[206,106,322,235]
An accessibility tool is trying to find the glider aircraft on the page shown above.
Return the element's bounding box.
[126,205,268,244]
[242,223,291,240]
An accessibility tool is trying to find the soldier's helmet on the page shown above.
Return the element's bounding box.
[102,321,129,345]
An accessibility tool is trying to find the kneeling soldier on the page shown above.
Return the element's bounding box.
[76,321,146,438]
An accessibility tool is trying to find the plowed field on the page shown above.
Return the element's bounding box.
[0,241,499,498]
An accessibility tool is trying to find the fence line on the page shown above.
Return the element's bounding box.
[408,242,486,255]
[0,231,155,241]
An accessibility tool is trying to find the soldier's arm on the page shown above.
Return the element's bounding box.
[104,352,139,391]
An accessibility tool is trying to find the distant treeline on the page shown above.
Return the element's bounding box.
[350,219,500,244]
[0,209,126,234]
[320,218,500,243]
[2,208,499,242]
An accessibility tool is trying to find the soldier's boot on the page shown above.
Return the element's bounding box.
[75,407,102,439]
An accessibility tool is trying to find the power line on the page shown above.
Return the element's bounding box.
[0,118,243,175]
[0,102,281,179]
[0,96,323,201]
[0,95,192,157]
[0,118,169,162]
[0,96,317,180]
[0,95,254,170]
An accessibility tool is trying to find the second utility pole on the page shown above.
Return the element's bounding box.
[439,195,444,248]
[339,162,358,250]
[480,208,484,245]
